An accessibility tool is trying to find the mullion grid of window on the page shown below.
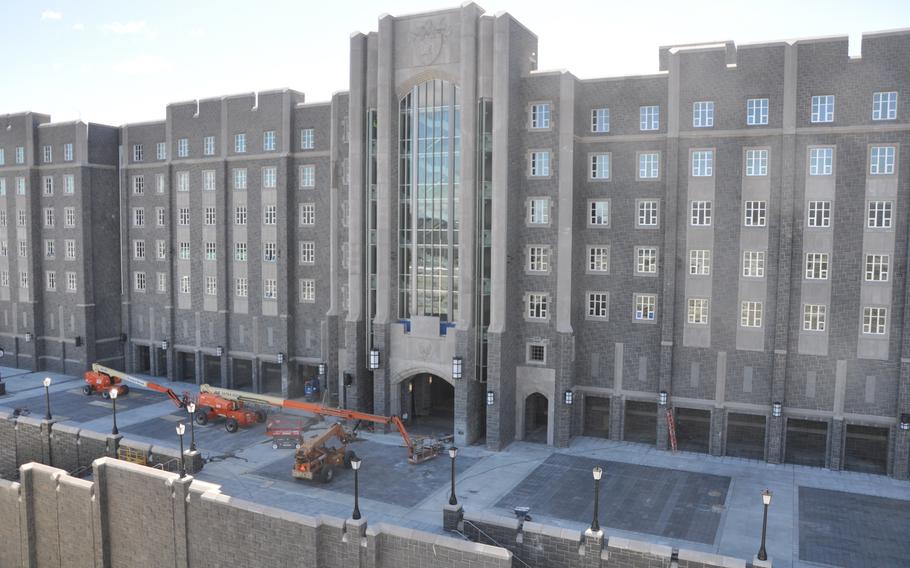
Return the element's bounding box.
[804,252,829,280]
[810,95,834,123]
[744,201,767,227]
[527,246,548,272]
[589,200,609,226]
[872,92,897,121]
[687,298,709,324]
[745,149,768,176]
[639,106,659,131]
[803,304,826,331]
[867,201,893,228]
[689,249,711,275]
[740,301,762,327]
[862,307,887,334]
[690,201,712,226]
[809,148,833,175]
[639,153,659,178]
[530,104,550,129]
[588,246,610,272]
[693,101,714,128]
[587,292,609,319]
[591,108,609,133]
[527,293,548,319]
[807,201,831,228]
[746,98,769,125]
[743,251,765,277]
[865,254,889,282]
[691,150,713,177]
[529,198,549,224]
[530,151,550,176]
[638,201,658,226]
[637,248,657,274]
[635,295,656,321]
[591,154,609,180]
[870,146,895,175]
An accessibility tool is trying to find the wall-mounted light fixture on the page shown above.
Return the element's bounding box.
[771,402,782,418]
[564,390,574,405]
[659,390,668,406]
[486,390,495,406]
[368,349,380,370]
[452,356,463,380]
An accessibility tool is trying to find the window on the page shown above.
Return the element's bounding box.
[177,171,189,192]
[528,198,550,225]
[872,91,898,121]
[527,343,547,364]
[234,206,247,225]
[16,177,26,195]
[179,242,190,259]
[177,138,188,158]
[44,208,55,228]
[203,170,216,191]
[747,98,769,125]
[0,241,6,256]
[693,101,714,127]
[0,149,4,165]
[589,200,609,227]
[234,168,247,190]
[156,207,165,227]
[639,153,659,179]
[530,151,550,177]
[689,249,711,275]
[692,150,714,177]
[132,175,144,195]
[299,203,315,225]
[740,301,763,327]
[744,201,767,227]
[635,294,657,321]
[263,205,277,225]
[134,271,147,292]
[205,276,217,296]
[809,147,833,175]
[133,144,143,162]
[688,298,709,324]
[807,201,831,228]
[43,145,53,163]
[45,240,55,258]
[204,207,216,225]
[156,273,166,293]
[870,146,895,175]
[46,271,56,291]
[64,240,76,260]
[811,95,835,123]
[863,307,887,334]
[299,165,315,188]
[591,108,609,133]
[743,251,766,277]
[640,106,659,131]
[19,271,29,289]
[527,246,550,272]
[263,131,276,151]
[0,179,4,196]
[133,240,145,260]
[590,153,610,180]
[64,207,75,227]
[867,201,893,229]
[63,143,73,161]
[865,254,889,282]
[15,147,25,164]
[745,149,768,176]
[43,176,54,196]
[132,207,145,227]
[804,253,830,280]
[156,142,166,160]
[299,278,316,302]
[178,208,190,225]
[235,277,248,297]
[205,242,216,261]
[690,201,712,226]
[18,241,27,257]
[588,292,609,319]
[180,276,190,294]
[234,134,246,153]
[299,241,315,264]
[203,136,215,156]
[0,210,5,226]
[262,167,277,189]
[637,247,658,274]
[0,272,9,287]
[234,242,248,261]
[63,175,74,194]
[527,293,549,320]
[530,103,550,129]
[638,200,659,227]
[156,240,166,260]
[18,210,27,227]
[588,246,610,273]
[301,128,314,150]
[67,272,77,292]
[263,242,277,262]
[263,279,278,300]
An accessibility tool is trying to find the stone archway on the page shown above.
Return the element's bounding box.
[396,372,455,437]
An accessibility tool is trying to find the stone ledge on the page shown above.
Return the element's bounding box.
[677,547,746,567]
[607,535,673,558]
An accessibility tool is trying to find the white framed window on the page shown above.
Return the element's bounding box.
[132,175,144,195]
[156,240,166,260]
[235,277,248,297]
[300,128,315,150]
[134,271,147,292]
[204,242,216,261]
[589,200,609,227]
[43,145,53,163]
[590,153,610,180]
[204,207,216,226]
[205,276,217,296]
[180,276,190,294]
[203,170,216,191]
[299,165,315,188]
[234,242,248,261]
[640,105,659,131]
[19,271,29,289]
[811,95,834,123]
[44,240,55,258]
[636,247,658,274]
[870,146,895,175]
[17,241,27,258]
[867,201,893,229]
[234,206,247,225]
[61,174,74,194]
[0,210,6,226]
[15,147,25,164]
[300,278,315,302]
[44,208,55,228]
[64,239,76,260]
[872,91,898,121]
[747,98,769,126]
[587,246,610,273]
[527,343,547,364]
[862,307,887,334]
[528,198,550,225]
[639,152,659,179]
[263,130,277,151]
[262,167,277,189]
[0,179,5,196]
[264,278,278,300]
[865,254,889,282]
[263,242,277,262]
[264,205,277,225]
[809,147,833,175]
[156,207,165,227]
[527,246,550,272]
[687,298,709,324]
[587,292,610,319]
[689,249,711,275]
[178,208,190,226]
[526,293,549,320]
[203,136,215,156]
[638,200,659,227]
[67,272,77,292]
[299,241,315,264]
[177,138,188,158]
[804,252,829,280]
[591,108,609,133]
[156,273,166,293]
[64,207,76,227]
[0,149,4,165]
[43,176,54,196]
[634,294,657,321]
[156,142,166,160]
[1,271,9,287]
[530,103,551,129]
[132,207,145,227]
[691,150,714,177]
[234,168,248,190]
[177,171,189,192]
[63,143,73,161]
[0,241,7,257]
[133,240,146,260]
[132,144,143,162]
[740,301,763,327]
[743,251,766,278]
[690,201,712,226]
[45,271,56,292]
[299,203,315,226]
[234,133,246,153]
[529,151,550,177]
[16,210,27,227]
[178,242,190,260]
[807,201,831,228]
[693,101,714,128]
[16,177,26,195]
[744,201,767,227]
[745,149,768,176]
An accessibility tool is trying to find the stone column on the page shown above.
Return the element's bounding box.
[251,358,261,393]
[710,407,725,457]
[582,529,605,568]
[767,413,784,464]
[194,350,203,386]
[371,324,390,418]
[443,503,464,532]
[610,395,624,442]
[828,418,844,471]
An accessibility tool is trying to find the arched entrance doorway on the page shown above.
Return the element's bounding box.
[524,392,549,443]
[400,373,454,437]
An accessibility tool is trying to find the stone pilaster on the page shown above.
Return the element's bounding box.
[828,418,844,471]
[767,414,784,464]
[443,503,464,532]
[710,407,725,457]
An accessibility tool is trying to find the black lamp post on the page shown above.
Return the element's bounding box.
[351,454,363,520]
[176,424,187,478]
[757,489,772,561]
[448,446,458,505]
[109,387,119,435]
[187,402,197,452]
[591,466,603,533]
[43,377,53,420]
[0,347,6,395]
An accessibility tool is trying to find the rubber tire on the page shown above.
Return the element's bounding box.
[121,385,130,395]
[82,385,93,396]
[295,442,301,450]
[101,390,110,400]
[321,466,335,484]
[343,450,355,469]
[272,441,279,450]
[225,418,239,433]
[195,409,210,426]
[255,410,267,423]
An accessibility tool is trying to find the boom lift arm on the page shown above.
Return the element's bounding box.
[90,364,189,408]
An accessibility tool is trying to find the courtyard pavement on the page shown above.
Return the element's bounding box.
[2,365,909,567]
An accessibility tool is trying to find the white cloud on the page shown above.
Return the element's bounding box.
[102,20,147,34]
[72,23,84,31]
[41,10,63,20]
[112,55,172,75]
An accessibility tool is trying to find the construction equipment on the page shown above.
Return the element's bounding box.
[193,389,266,433]
[83,364,189,408]
[292,423,357,482]
[199,384,443,464]
[267,418,306,449]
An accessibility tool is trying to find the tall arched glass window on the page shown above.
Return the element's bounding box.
[399,80,461,322]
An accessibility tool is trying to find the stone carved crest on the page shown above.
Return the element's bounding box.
[410,18,450,66]
[417,340,433,362]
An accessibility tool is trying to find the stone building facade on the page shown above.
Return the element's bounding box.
[2,4,909,478]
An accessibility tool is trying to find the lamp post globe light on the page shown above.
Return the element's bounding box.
[43,377,53,420]
[757,489,772,561]
[176,423,187,478]
[448,446,458,506]
[591,466,603,533]
[187,402,197,452]
[109,387,119,435]
[351,454,363,520]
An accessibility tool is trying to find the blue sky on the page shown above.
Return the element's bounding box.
[2,0,908,125]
